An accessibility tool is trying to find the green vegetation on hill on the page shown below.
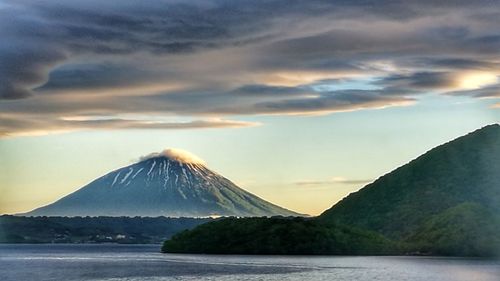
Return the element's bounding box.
[162,217,397,255]
[320,124,500,240]
[0,216,211,244]
[406,203,500,257]
[161,124,500,257]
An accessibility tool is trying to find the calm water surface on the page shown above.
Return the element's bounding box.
[0,244,498,281]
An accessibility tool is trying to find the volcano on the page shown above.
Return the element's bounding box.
[25,149,300,217]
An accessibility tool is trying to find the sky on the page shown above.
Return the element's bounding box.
[0,0,499,215]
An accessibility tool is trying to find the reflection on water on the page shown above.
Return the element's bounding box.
[0,244,498,281]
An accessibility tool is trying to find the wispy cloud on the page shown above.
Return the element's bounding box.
[0,116,259,138]
[295,177,373,187]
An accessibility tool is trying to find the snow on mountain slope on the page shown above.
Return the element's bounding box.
[25,149,301,217]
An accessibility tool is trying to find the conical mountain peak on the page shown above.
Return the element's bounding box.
[25,148,300,217]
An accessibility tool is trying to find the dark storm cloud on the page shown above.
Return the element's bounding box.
[0,0,499,136]
[231,85,311,97]
[0,0,270,98]
[2,0,496,97]
[447,85,500,99]
[378,72,458,90]
[141,87,414,115]
[36,63,167,92]
[249,90,415,115]
[410,58,500,70]
[0,41,67,99]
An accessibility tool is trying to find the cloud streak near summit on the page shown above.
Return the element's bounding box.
[0,0,499,137]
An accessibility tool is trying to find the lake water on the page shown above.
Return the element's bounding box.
[0,244,499,281]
